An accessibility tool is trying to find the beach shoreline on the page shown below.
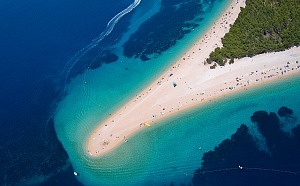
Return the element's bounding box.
[86,0,300,157]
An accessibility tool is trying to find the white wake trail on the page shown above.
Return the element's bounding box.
[90,0,141,48]
[62,0,142,86]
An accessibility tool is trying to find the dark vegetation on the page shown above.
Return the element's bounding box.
[206,0,300,67]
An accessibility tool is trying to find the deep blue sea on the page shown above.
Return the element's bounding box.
[1,0,300,186]
[0,0,132,185]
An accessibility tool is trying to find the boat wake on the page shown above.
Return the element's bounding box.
[61,0,142,88]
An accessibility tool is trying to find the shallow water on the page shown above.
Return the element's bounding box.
[57,74,300,186]
[53,0,300,185]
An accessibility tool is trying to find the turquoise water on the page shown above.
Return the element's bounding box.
[56,74,300,185]
[54,0,300,185]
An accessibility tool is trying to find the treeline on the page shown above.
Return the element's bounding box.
[207,0,300,67]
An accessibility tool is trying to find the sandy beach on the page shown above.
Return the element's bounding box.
[86,0,300,157]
